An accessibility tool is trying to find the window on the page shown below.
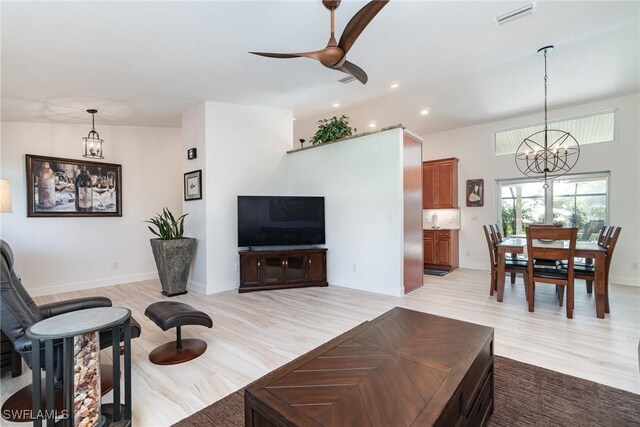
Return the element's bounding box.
[495,111,616,156]
[497,173,609,241]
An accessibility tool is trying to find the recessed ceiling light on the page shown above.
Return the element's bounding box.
[420,109,430,116]
[332,103,340,108]
[369,122,377,128]
[389,83,400,89]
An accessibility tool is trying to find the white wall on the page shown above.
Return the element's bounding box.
[181,103,208,293]
[287,128,406,297]
[182,102,293,294]
[422,93,640,286]
[0,122,182,295]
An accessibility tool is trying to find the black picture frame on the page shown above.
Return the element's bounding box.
[184,170,202,201]
[26,154,122,217]
[466,179,484,207]
[187,148,197,160]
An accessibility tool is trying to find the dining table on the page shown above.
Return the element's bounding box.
[496,237,608,319]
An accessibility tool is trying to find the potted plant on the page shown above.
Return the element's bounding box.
[310,115,356,145]
[146,208,196,296]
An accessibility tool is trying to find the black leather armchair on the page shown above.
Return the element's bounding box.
[0,239,141,383]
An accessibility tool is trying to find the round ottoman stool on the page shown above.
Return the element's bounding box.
[144,301,213,365]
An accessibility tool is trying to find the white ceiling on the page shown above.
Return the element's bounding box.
[2,1,639,141]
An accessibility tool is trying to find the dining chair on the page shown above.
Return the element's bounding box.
[489,224,516,284]
[597,225,613,246]
[483,225,528,297]
[564,226,621,313]
[525,224,563,268]
[526,227,578,318]
[574,225,611,293]
[492,224,503,242]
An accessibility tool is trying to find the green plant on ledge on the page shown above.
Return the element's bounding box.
[146,208,188,240]
[310,115,356,145]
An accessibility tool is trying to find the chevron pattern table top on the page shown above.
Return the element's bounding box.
[245,307,495,427]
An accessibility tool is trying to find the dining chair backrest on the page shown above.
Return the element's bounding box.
[526,227,578,275]
[598,226,613,247]
[604,227,622,277]
[527,224,562,228]
[493,224,503,242]
[483,225,497,267]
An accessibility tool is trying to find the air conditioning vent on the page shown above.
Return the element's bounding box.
[339,75,356,84]
[495,3,536,25]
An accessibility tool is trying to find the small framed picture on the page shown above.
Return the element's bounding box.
[184,170,202,201]
[187,148,197,160]
[466,179,484,207]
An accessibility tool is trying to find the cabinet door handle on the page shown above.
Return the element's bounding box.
[308,258,312,265]
[257,261,261,267]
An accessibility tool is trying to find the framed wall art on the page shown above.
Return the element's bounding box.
[184,170,202,201]
[466,179,484,207]
[26,154,122,217]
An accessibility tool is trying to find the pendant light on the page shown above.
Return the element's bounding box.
[82,109,104,159]
[515,45,579,188]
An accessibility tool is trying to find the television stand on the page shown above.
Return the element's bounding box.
[238,248,327,293]
[248,245,320,252]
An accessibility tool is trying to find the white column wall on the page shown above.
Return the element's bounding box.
[286,128,406,297]
[182,102,293,294]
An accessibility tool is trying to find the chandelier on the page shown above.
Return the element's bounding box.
[82,109,104,159]
[515,45,579,188]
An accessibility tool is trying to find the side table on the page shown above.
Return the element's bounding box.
[26,307,133,427]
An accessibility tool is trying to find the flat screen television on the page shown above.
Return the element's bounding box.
[237,196,325,247]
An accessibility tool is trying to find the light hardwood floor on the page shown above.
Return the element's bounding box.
[2,269,639,426]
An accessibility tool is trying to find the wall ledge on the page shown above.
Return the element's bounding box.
[287,124,405,154]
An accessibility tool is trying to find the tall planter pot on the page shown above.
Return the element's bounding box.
[150,237,196,297]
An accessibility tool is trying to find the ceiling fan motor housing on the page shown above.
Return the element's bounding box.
[322,0,341,10]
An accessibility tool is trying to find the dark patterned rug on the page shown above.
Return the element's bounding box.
[173,356,640,427]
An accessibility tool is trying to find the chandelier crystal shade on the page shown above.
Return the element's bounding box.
[515,46,580,188]
[82,109,104,159]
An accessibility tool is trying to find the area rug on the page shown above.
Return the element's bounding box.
[173,356,640,427]
[424,268,449,277]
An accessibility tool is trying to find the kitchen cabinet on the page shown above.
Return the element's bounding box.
[424,229,459,271]
[423,158,459,208]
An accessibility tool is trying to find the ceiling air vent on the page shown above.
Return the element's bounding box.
[495,3,536,25]
[339,75,356,84]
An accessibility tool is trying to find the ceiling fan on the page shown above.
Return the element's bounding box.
[250,0,389,85]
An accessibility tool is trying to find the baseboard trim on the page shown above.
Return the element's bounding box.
[328,278,403,297]
[206,281,239,295]
[460,262,489,271]
[28,272,159,297]
[188,280,207,294]
[610,275,639,287]
[453,268,639,287]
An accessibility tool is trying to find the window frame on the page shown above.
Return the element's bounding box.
[496,171,610,235]
[493,109,618,156]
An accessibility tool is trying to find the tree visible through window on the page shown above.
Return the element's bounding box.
[498,173,608,241]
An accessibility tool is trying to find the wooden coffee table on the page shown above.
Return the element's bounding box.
[245,307,494,426]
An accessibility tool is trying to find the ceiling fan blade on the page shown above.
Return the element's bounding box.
[338,0,389,55]
[250,50,325,61]
[337,60,368,84]
[249,52,303,59]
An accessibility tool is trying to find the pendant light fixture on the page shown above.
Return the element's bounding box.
[515,45,579,188]
[82,109,104,159]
